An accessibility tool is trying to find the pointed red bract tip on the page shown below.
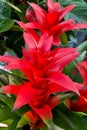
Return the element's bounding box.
[12,106,17,112]
[28,2,46,25]
[2,85,21,95]
[47,0,61,12]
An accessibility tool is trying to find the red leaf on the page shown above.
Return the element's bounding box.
[74,82,83,90]
[82,61,87,68]
[74,23,87,30]
[47,83,69,94]
[33,105,52,128]
[25,111,39,123]
[23,32,53,52]
[50,19,75,35]
[2,85,21,95]
[69,96,87,111]
[47,0,60,12]
[46,12,59,28]
[5,59,32,70]
[53,36,60,45]
[46,82,83,96]
[22,48,32,61]
[0,56,19,63]
[45,48,79,72]
[24,22,41,30]
[47,95,60,109]
[50,47,77,58]
[38,33,53,52]
[76,63,87,86]
[23,32,38,49]
[17,21,40,41]
[25,9,36,22]
[14,82,39,109]
[58,4,76,21]
[47,71,79,95]
[28,2,46,25]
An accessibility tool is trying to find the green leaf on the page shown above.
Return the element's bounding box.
[1,119,13,126]
[0,127,7,130]
[74,112,87,117]
[76,51,86,62]
[17,114,29,128]
[0,94,15,109]
[69,31,77,43]
[53,104,87,130]
[63,61,75,79]
[0,94,29,116]
[0,0,11,19]
[44,119,53,129]
[54,125,65,130]
[0,0,21,12]
[15,4,26,22]
[0,0,15,32]
[0,69,12,76]
[59,0,87,23]
[0,105,15,122]
[0,19,14,33]
[9,25,22,31]
[0,74,9,86]
[77,40,87,52]
[60,33,68,45]
[11,70,27,80]
[7,117,20,130]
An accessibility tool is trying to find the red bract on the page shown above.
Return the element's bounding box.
[0,32,80,128]
[0,34,80,95]
[68,62,87,112]
[76,62,87,86]
[68,89,87,112]
[25,95,60,129]
[25,9,36,22]
[18,0,87,45]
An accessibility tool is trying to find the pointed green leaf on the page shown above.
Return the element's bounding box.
[0,19,14,33]
[0,94,29,116]
[76,51,86,62]
[77,40,87,52]
[53,104,87,130]
[0,0,21,12]
[7,117,20,130]
[0,105,15,122]
[0,94,15,109]
[17,114,29,128]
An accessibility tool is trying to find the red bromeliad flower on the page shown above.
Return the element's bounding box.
[68,62,87,112]
[0,33,80,128]
[1,0,87,128]
[18,0,87,45]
